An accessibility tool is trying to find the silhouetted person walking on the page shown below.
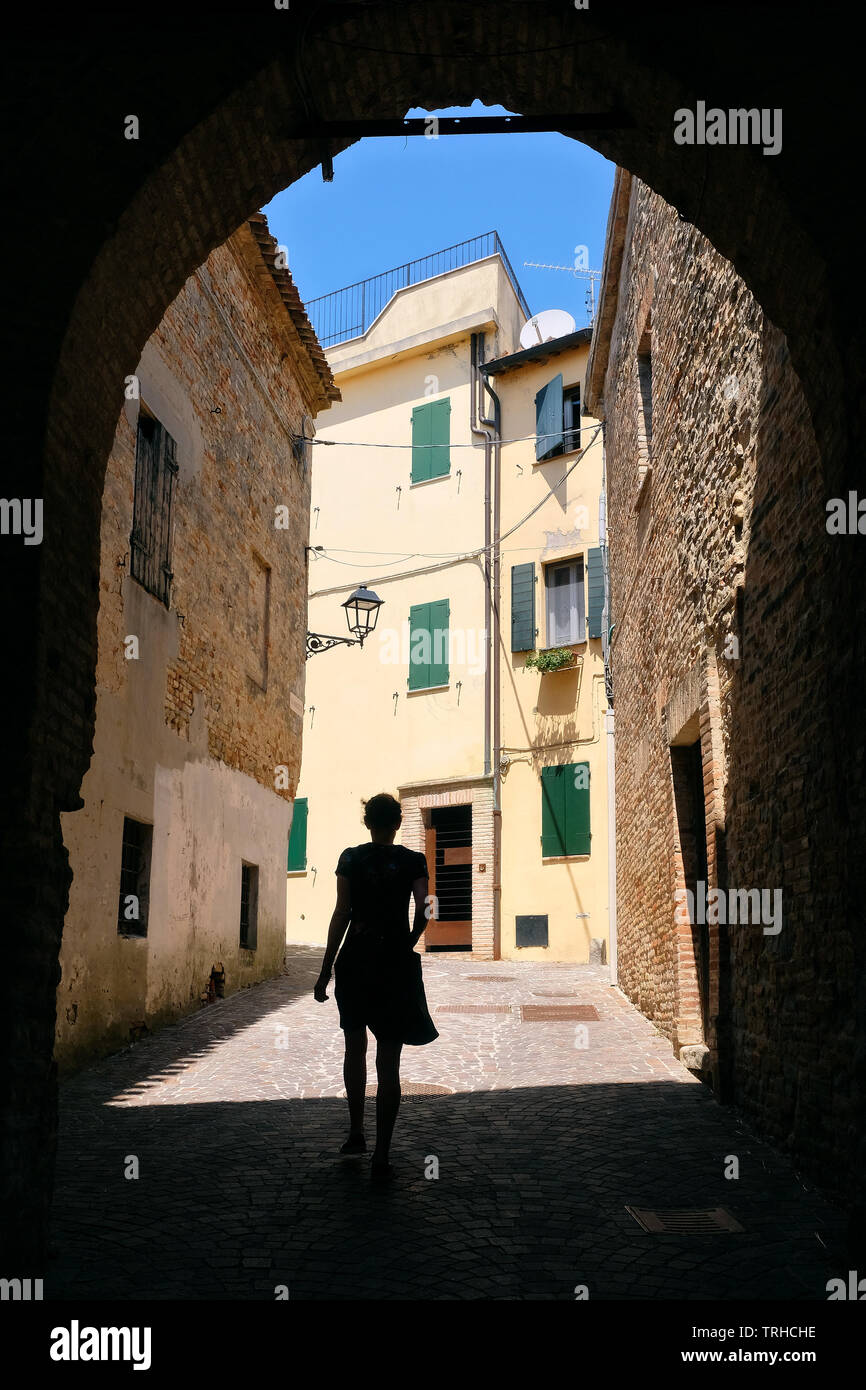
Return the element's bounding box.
[314,793,438,1178]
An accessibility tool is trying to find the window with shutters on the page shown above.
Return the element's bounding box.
[239,862,259,949]
[408,598,450,690]
[545,557,585,646]
[535,376,581,461]
[117,816,152,937]
[511,562,536,651]
[585,547,605,640]
[541,763,591,858]
[130,409,178,606]
[411,398,450,483]
[287,797,308,872]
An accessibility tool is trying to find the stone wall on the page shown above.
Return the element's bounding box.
[590,175,862,1219]
[55,221,334,1071]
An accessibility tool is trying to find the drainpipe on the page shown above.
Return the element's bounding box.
[470,332,493,780]
[488,371,502,963]
[599,434,617,986]
[471,332,502,958]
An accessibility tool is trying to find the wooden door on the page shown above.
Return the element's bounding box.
[424,805,472,949]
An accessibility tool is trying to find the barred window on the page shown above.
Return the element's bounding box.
[240,863,259,950]
[130,411,178,606]
[117,816,152,937]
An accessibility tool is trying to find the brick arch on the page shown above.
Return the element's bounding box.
[3,1,863,1263]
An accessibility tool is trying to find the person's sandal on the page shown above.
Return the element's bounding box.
[339,1133,366,1154]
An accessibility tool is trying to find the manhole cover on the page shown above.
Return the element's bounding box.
[626,1206,745,1233]
[532,990,577,997]
[520,1004,599,1021]
[436,1004,514,1015]
[468,975,516,982]
[341,1083,453,1099]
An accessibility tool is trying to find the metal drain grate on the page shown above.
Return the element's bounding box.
[468,975,516,982]
[531,990,577,997]
[436,1004,514,1015]
[626,1206,745,1233]
[520,1004,599,1021]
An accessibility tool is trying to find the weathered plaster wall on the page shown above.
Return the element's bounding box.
[56,225,326,1072]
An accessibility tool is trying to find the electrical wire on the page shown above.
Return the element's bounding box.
[306,423,603,568]
[294,427,597,448]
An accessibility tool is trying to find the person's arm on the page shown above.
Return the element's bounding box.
[314,875,352,1000]
[408,873,431,948]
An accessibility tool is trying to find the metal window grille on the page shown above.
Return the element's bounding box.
[239,863,258,949]
[117,816,150,937]
[131,414,178,607]
[306,232,531,348]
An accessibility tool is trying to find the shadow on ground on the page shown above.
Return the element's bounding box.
[48,1079,846,1301]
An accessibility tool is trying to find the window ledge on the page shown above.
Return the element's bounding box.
[286,869,308,877]
[534,443,582,465]
[541,854,591,863]
[410,472,450,487]
[407,682,450,694]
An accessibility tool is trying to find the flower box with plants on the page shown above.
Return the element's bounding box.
[523,646,578,674]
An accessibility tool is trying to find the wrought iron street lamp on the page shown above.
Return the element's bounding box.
[306,582,384,659]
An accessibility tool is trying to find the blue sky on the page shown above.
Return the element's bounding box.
[262,103,615,331]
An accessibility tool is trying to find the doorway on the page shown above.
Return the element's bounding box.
[424,805,472,951]
[670,739,710,1043]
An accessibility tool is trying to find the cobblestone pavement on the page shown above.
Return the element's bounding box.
[48,947,847,1300]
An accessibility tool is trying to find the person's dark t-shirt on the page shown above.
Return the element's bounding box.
[336,843,428,938]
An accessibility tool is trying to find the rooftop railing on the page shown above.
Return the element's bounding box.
[306,231,531,348]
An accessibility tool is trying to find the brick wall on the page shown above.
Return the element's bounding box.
[592,175,863,1220]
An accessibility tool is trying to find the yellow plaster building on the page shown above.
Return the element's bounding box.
[287,235,611,961]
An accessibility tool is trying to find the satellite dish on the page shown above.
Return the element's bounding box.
[519,308,577,350]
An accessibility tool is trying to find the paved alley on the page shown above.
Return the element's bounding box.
[48,948,847,1301]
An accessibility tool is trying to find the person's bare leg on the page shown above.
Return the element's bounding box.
[342,1026,367,1149]
[372,1039,402,1169]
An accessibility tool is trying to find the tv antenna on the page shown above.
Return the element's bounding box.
[523,261,602,323]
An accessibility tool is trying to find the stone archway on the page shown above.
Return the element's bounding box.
[3,0,864,1264]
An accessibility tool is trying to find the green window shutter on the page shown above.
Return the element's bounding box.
[409,599,449,689]
[511,562,535,651]
[411,405,432,483]
[408,601,431,689]
[565,762,591,855]
[541,765,568,857]
[429,398,450,479]
[586,547,605,639]
[411,399,450,482]
[542,764,591,856]
[287,797,308,871]
[535,373,563,461]
[428,597,449,686]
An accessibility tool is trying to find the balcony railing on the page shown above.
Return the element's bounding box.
[306,231,531,348]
